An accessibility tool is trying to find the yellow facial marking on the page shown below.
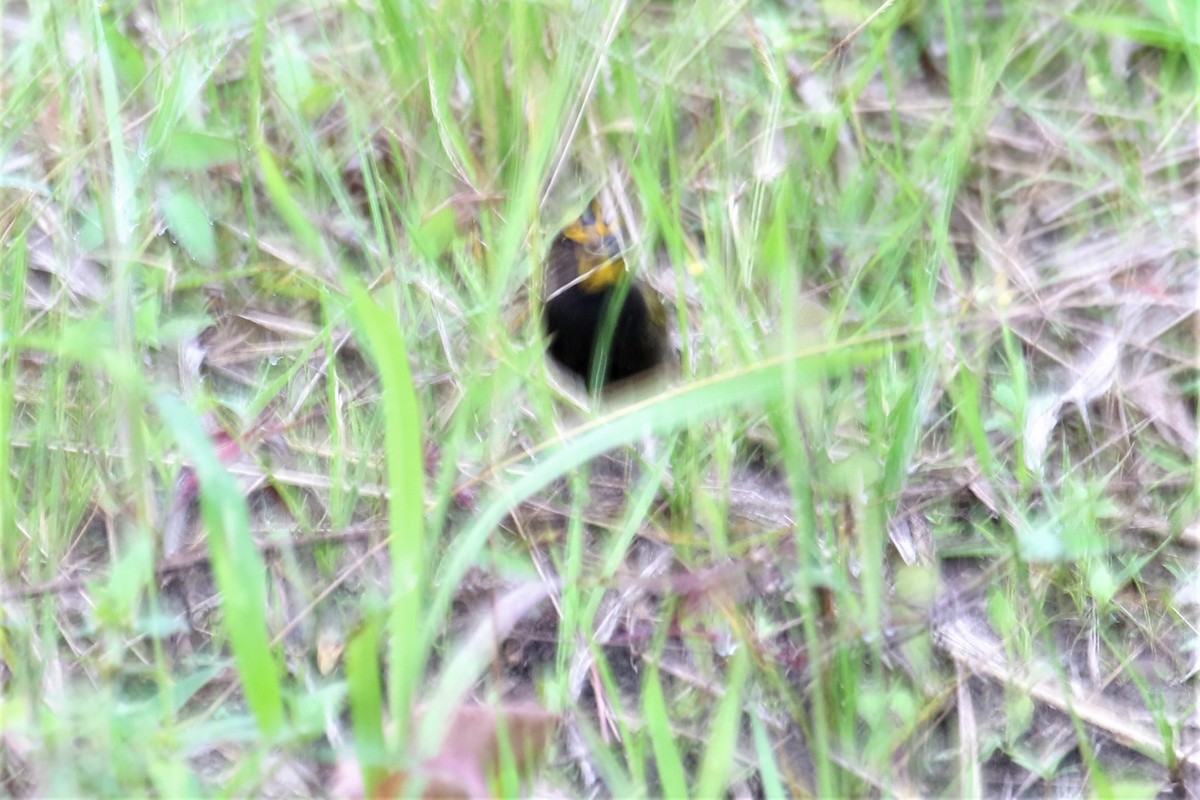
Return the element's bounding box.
[562,198,613,244]
[564,199,626,292]
[579,252,626,292]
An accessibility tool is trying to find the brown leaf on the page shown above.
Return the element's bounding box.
[330,703,559,800]
[415,703,559,797]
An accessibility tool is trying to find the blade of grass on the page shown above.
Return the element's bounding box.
[258,143,324,259]
[154,393,284,738]
[751,713,787,800]
[425,343,884,661]
[345,614,387,795]
[642,663,688,800]
[0,233,25,568]
[695,645,750,797]
[343,277,427,748]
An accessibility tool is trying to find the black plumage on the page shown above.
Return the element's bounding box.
[542,201,667,391]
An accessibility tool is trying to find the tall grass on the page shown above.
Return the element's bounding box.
[1,0,1196,795]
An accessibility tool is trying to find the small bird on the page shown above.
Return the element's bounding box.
[542,198,668,391]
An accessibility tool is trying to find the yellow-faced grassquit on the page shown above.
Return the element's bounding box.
[542,198,668,391]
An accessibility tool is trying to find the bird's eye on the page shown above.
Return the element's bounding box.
[579,204,596,228]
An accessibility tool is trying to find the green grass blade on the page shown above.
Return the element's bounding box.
[0,232,25,565]
[345,614,387,795]
[751,713,786,800]
[642,663,688,800]
[258,143,323,258]
[424,344,882,656]
[695,646,750,797]
[343,277,427,747]
[154,393,284,738]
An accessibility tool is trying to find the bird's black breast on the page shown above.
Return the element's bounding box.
[544,283,662,390]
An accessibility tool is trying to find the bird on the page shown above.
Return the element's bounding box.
[542,198,668,392]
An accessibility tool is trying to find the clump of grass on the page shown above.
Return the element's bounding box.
[1,0,1196,796]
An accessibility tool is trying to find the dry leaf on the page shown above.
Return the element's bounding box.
[331,703,559,800]
[317,627,346,676]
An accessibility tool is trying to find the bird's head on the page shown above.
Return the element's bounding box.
[547,197,627,297]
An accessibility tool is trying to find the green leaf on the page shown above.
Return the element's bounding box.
[1087,558,1117,606]
[258,144,323,257]
[1067,13,1195,50]
[270,36,315,111]
[90,532,154,628]
[135,291,162,347]
[75,208,106,252]
[161,131,240,172]
[169,663,228,714]
[160,187,217,266]
[986,588,1020,640]
[301,83,339,119]
[413,205,458,259]
[102,19,148,87]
